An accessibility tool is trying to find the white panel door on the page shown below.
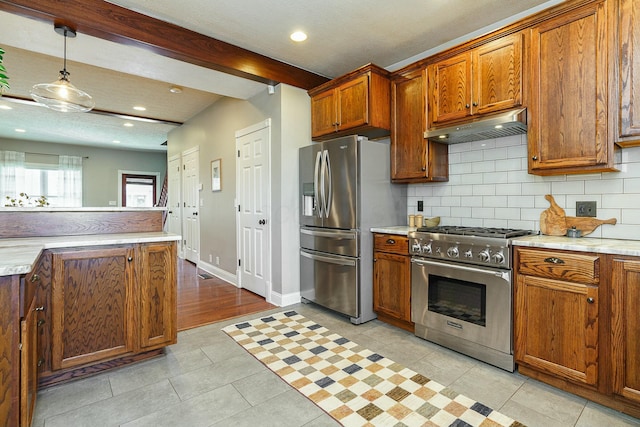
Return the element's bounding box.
[182,148,199,264]
[236,121,270,298]
[167,155,182,256]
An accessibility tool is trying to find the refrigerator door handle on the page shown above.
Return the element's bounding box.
[301,250,356,267]
[323,149,331,218]
[300,228,357,240]
[314,150,323,218]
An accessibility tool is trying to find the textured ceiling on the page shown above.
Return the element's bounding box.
[0,0,564,152]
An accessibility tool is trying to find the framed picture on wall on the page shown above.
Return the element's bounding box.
[211,159,221,192]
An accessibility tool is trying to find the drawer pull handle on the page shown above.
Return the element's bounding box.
[30,274,40,282]
[587,297,595,304]
[35,306,44,312]
[386,239,396,244]
[544,257,564,264]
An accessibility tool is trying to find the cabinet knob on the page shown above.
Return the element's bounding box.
[37,319,46,327]
[532,156,538,161]
[472,102,478,107]
[465,104,470,109]
[587,297,595,304]
[30,274,40,282]
[37,358,44,367]
[421,167,426,171]
[128,256,133,262]
[373,258,377,262]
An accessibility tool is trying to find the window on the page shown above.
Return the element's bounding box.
[122,174,157,207]
[0,151,82,207]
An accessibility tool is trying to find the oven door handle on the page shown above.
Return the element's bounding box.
[411,257,510,280]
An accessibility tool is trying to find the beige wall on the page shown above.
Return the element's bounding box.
[0,138,167,206]
[167,84,311,301]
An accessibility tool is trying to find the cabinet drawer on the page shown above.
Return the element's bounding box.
[374,234,408,255]
[517,248,600,285]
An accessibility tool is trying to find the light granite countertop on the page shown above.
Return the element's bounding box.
[0,232,181,277]
[512,234,640,256]
[370,226,416,236]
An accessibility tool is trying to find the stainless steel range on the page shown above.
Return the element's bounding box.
[409,226,534,371]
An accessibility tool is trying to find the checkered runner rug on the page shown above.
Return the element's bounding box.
[222,310,525,427]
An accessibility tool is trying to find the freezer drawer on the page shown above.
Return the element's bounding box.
[300,249,359,318]
[300,227,358,257]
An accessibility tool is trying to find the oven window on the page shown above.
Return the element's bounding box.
[428,275,486,327]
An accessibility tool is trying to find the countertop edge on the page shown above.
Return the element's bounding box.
[371,226,416,236]
[512,235,640,256]
[0,232,181,277]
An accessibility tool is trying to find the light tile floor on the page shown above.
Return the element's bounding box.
[33,303,640,427]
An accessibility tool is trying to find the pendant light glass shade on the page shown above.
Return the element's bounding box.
[30,24,94,113]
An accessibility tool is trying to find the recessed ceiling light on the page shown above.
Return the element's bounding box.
[133,106,146,111]
[290,31,307,42]
[0,104,12,110]
[123,122,134,127]
[169,86,183,94]
[15,128,26,133]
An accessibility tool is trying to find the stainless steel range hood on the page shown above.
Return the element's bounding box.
[424,108,527,144]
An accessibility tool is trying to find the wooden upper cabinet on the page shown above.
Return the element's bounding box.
[611,257,640,404]
[528,0,617,175]
[617,0,640,146]
[427,32,523,128]
[473,33,523,115]
[309,64,390,140]
[391,70,448,182]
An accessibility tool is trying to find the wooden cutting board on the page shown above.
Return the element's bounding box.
[540,195,567,236]
[540,194,617,236]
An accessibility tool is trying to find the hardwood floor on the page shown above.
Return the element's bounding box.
[177,258,275,331]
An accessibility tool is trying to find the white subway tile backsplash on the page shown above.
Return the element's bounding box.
[407,135,640,238]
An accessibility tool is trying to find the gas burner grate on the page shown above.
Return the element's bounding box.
[415,226,535,238]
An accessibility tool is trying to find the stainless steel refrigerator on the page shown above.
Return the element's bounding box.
[299,135,406,324]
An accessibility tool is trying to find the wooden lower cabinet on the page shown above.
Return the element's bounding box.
[515,247,640,418]
[372,234,413,332]
[41,241,177,385]
[611,257,640,404]
[51,246,136,370]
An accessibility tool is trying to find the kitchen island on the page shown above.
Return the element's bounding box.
[0,208,180,427]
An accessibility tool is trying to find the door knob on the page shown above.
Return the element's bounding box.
[259,219,267,225]
[193,212,198,216]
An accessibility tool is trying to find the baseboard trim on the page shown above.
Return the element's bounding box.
[270,290,301,307]
[197,260,238,287]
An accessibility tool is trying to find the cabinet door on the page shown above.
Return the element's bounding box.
[20,296,38,427]
[373,251,411,323]
[515,274,598,386]
[528,1,614,174]
[618,0,640,141]
[51,247,135,370]
[427,51,472,126]
[337,74,369,130]
[391,73,427,180]
[473,33,523,115]
[311,88,337,138]
[611,258,640,403]
[139,242,177,350]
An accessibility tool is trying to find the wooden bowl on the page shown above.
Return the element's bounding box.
[423,216,440,227]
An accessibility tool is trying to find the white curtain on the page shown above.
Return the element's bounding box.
[0,150,26,205]
[58,155,83,207]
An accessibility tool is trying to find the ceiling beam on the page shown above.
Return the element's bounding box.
[0,0,329,90]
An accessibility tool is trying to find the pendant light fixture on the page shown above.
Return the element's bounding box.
[30,23,95,113]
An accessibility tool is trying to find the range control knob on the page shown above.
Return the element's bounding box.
[492,251,505,264]
[411,243,422,253]
[464,249,473,259]
[422,243,433,254]
[478,249,491,263]
[447,246,459,258]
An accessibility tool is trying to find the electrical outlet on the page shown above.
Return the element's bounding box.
[215,256,220,266]
[417,201,423,212]
[209,254,212,262]
[576,201,597,217]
